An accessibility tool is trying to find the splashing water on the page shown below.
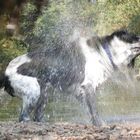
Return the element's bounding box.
[1,1,140,124]
[1,73,140,124]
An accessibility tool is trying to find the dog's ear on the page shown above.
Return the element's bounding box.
[108,30,127,40]
[110,30,139,43]
[120,33,139,43]
[87,36,100,48]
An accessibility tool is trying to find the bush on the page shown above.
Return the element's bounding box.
[93,0,140,35]
[24,0,96,51]
[1,0,140,70]
[22,0,140,48]
[0,38,27,71]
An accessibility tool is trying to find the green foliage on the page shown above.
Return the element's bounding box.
[20,2,37,35]
[1,0,140,70]
[128,15,140,34]
[0,16,7,40]
[30,0,140,39]
[93,0,140,35]
[29,0,96,50]
[0,38,27,71]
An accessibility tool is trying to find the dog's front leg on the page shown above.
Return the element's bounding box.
[33,83,52,122]
[82,84,103,126]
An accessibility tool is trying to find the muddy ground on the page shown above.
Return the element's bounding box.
[0,122,140,140]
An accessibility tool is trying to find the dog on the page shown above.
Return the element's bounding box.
[0,30,140,126]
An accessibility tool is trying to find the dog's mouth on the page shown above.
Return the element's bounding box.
[131,46,140,54]
[128,46,140,67]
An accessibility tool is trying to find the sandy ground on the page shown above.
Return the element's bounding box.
[1,122,140,140]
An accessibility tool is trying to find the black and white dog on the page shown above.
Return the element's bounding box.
[0,30,140,126]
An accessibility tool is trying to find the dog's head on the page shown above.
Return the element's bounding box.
[105,30,140,68]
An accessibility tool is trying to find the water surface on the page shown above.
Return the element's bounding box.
[0,79,140,124]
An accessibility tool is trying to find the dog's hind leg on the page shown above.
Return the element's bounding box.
[18,77,41,122]
[33,83,52,122]
[19,91,40,122]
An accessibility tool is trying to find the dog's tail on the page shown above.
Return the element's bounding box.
[0,72,15,97]
[0,72,6,88]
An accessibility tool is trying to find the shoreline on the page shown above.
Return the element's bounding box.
[0,121,140,140]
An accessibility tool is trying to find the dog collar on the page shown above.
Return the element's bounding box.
[102,43,118,70]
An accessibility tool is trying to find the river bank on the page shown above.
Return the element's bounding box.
[0,122,140,140]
